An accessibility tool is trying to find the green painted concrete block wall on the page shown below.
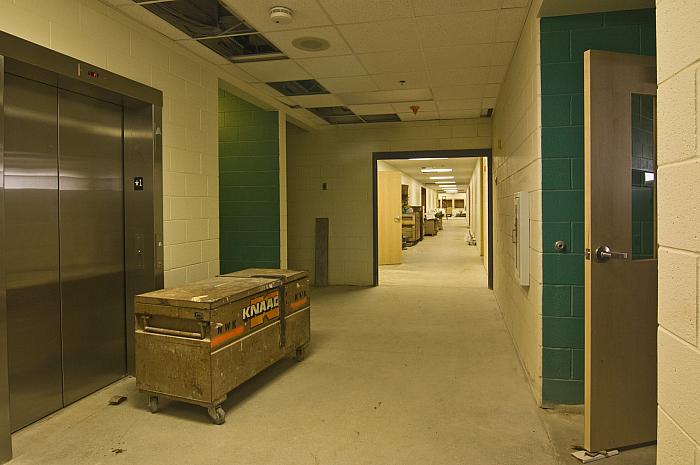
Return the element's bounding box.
[539,9,655,404]
[218,89,280,273]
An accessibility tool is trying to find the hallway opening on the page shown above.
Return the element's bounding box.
[372,150,493,289]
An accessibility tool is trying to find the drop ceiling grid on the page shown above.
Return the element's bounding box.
[119,0,531,124]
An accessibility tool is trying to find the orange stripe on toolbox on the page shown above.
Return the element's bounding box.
[266,308,280,320]
[290,298,309,310]
[211,325,244,347]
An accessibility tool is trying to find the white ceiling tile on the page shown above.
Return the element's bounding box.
[483,83,500,98]
[289,93,344,108]
[412,0,501,16]
[222,0,332,32]
[318,0,413,24]
[372,71,429,90]
[429,67,489,87]
[482,97,497,109]
[319,76,378,93]
[423,44,494,70]
[296,55,368,78]
[398,111,440,121]
[496,8,527,42]
[220,64,260,83]
[348,103,396,115]
[392,100,438,113]
[492,42,516,65]
[487,65,507,83]
[266,27,352,58]
[439,109,481,119]
[418,11,498,49]
[437,99,482,111]
[339,19,421,53]
[433,85,483,100]
[358,50,425,74]
[177,40,231,66]
[339,89,433,105]
[238,60,311,82]
[502,0,531,8]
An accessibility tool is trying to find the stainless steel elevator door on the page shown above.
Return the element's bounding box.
[58,89,126,404]
[4,74,64,431]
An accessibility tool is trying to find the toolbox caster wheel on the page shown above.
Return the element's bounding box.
[147,396,159,414]
[295,346,306,362]
[207,406,226,425]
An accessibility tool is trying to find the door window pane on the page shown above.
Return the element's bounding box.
[631,93,656,260]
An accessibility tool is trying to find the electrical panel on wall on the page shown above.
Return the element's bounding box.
[513,191,530,286]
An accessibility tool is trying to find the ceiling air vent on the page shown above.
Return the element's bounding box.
[135,0,287,63]
[309,106,363,125]
[267,79,329,97]
[359,114,401,123]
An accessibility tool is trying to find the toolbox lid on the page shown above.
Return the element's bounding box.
[219,268,308,284]
[135,276,280,309]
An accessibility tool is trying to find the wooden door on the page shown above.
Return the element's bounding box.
[584,50,657,451]
[378,171,402,265]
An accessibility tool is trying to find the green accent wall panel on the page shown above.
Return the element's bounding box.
[218,89,280,273]
[539,9,655,404]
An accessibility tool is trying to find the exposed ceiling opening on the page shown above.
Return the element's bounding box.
[267,79,329,96]
[360,114,401,123]
[134,0,286,63]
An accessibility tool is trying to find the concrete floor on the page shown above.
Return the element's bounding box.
[6,218,649,464]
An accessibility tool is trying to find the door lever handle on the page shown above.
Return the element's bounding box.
[595,245,629,262]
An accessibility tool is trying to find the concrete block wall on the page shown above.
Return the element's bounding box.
[656,1,700,463]
[287,119,491,286]
[0,0,278,287]
[539,8,656,405]
[491,0,544,405]
[218,90,280,273]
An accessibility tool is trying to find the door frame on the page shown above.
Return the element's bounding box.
[0,31,163,462]
[372,149,494,289]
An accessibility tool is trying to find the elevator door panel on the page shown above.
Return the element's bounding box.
[4,74,63,431]
[58,89,126,404]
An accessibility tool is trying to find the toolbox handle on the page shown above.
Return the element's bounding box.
[141,316,207,340]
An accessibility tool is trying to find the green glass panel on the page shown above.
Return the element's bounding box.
[631,93,656,260]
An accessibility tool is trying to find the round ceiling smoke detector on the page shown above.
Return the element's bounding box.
[292,36,331,52]
[270,6,294,25]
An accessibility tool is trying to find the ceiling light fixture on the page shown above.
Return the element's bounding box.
[292,36,330,52]
[430,176,454,180]
[435,181,456,184]
[410,157,448,161]
[421,168,452,173]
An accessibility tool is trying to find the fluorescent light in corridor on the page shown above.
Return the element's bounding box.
[421,168,452,173]
[409,157,448,161]
[430,176,454,180]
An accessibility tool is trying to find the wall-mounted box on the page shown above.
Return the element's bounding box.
[514,191,530,286]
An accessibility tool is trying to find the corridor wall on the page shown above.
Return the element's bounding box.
[491,0,544,405]
[656,1,700,463]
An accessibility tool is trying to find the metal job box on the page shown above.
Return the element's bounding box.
[134,272,310,424]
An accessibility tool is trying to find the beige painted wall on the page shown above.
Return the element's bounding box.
[466,157,489,267]
[491,0,543,403]
[656,1,700,463]
[287,119,491,285]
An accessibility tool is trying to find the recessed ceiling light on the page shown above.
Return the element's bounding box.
[430,176,454,180]
[409,157,448,161]
[292,36,330,52]
[421,168,452,173]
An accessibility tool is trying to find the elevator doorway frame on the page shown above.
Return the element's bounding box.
[0,31,164,462]
[372,149,494,289]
